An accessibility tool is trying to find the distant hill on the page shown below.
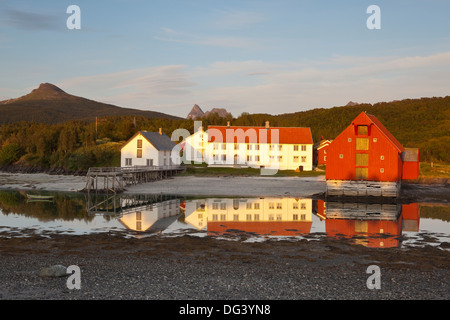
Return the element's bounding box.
[0,83,182,124]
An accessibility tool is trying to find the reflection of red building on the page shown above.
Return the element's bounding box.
[401,202,420,232]
[320,201,420,248]
[207,221,312,236]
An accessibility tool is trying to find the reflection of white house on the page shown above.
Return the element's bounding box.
[119,199,180,232]
[182,122,314,171]
[184,197,313,235]
[121,129,179,167]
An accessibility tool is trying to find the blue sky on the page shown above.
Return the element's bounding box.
[1,0,450,117]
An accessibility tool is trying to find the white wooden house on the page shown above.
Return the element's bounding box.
[121,129,178,167]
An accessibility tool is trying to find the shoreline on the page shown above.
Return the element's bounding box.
[0,171,448,202]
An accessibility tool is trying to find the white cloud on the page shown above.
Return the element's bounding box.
[57,51,450,117]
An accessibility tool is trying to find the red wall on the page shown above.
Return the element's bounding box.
[326,115,403,182]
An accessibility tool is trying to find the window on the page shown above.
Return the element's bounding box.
[339,154,344,159]
[212,214,218,221]
[255,144,260,151]
[293,156,299,162]
[324,156,327,162]
[137,139,143,148]
[146,159,153,166]
[270,145,275,151]
[373,138,377,143]
[255,155,260,162]
[269,214,274,221]
[246,214,252,221]
[293,214,298,221]
[293,203,299,210]
[222,154,227,161]
[214,143,218,150]
[294,145,299,151]
[220,203,226,210]
[301,145,307,151]
[247,155,252,162]
[278,145,282,151]
[137,149,142,158]
[301,156,307,163]
[125,158,132,166]
[276,202,282,209]
[300,214,306,221]
[356,138,369,150]
[246,202,252,209]
[358,125,368,135]
[254,203,260,210]
[233,214,239,221]
[234,143,239,150]
[276,214,282,221]
[278,156,283,162]
[380,155,384,160]
[247,144,252,150]
[254,214,260,221]
[301,202,306,210]
[220,214,226,221]
[269,202,274,209]
[380,168,385,173]
[348,138,352,142]
[355,167,369,179]
[355,153,369,166]
[212,203,219,210]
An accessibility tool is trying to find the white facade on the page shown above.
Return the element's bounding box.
[121,130,177,167]
[205,141,313,171]
[181,125,313,171]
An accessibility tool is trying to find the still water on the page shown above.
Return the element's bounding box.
[0,190,449,249]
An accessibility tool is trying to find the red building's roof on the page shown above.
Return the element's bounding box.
[207,126,313,144]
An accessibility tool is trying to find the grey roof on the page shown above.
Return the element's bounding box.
[140,131,176,151]
[403,148,419,162]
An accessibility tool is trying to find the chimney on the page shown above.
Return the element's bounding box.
[265,121,270,129]
[159,128,162,135]
[227,121,230,128]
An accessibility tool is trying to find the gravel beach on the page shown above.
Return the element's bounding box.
[0,233,449,302]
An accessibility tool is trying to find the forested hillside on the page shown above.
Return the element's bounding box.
[0,96,448,173]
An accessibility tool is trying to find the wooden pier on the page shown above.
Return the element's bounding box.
[84,165,186,194]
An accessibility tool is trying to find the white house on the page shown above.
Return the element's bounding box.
[121,129,178,167]
[204,122,314,171]
[181,126,207,164]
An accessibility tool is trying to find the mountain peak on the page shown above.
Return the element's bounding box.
[186,104,205,119]
[25,83,67,100]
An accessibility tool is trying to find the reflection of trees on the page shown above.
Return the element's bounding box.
[0,190,93,222]
[420,205,450,222]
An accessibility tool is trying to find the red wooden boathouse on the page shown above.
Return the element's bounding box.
[325,112,419,197]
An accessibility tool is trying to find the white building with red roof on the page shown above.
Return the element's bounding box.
[202,121,314,171]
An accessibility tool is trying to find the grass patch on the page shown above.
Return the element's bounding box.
[179,163,325,177]
[419,161,450,178]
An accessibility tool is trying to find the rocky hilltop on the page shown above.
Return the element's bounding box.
[186,104,231,119]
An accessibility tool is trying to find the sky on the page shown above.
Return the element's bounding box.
[1,0,450,118]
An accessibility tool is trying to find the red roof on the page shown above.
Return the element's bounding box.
[207,126,313,144]
[363,113,404,152]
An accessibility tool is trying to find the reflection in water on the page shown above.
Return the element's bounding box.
[185,198,313,236]
[0,190,448,249]
[317,201,420,248]
[87,193,181,235]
